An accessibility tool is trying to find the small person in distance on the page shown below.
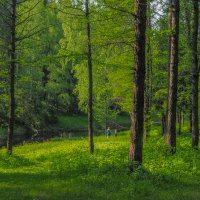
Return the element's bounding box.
[106,127,111,139]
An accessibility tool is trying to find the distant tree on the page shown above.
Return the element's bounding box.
[166,0,180,153]
[129,0,147,169]
[7,0,17,154]
[85,0,94,154]
[165,0,172,136]
[144,0,153,138]
[0,0,52,153]
[191,0,199,149]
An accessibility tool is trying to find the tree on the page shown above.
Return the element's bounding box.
[85,0,94,154]
[16,0,65,133]
[7,0,17,154]
[166,0,180,153]
[129,0,147,169]
[56,0,95,153]
[144,0,153,138]
[0,0,60,152]
[191,0,199,149]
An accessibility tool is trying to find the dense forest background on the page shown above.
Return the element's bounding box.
[0,0,199,156]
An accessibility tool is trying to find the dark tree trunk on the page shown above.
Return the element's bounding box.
[184,2,193,135]
[144,0,152,138]
[166,0,180,153]
[7,0,17,155]
[129,0,147,169]
[166,0,172,135]
[42,1,50,101]
[178,110,181,135]
[191,0,199,149]
[162,113,167,136]
[85,0,94,154]
[42,65,50,100]
[42,66,49,87]
[190,109,192,133]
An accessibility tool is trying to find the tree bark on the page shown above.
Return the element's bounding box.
[178,110,181,135]
[162,113,167,136]
[7,0,17,155]
[166,0,180,153]
[166,0,172,135]
[144,0,152,138]
[85,0,94,154]
[191,0,199,149]
[129,0,147,169]
[184,2,193,135]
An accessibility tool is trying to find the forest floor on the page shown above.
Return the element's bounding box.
[0,130,199,200]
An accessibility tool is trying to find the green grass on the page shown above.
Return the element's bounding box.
[55,114,131,130]
[0,131,200,200]
[55,115,88,130]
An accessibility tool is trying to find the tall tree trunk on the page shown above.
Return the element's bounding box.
[144,0,152,138]
[184,2,193,135]
[85,0,94,154]
[42,0,50,101]
[189,109,192,133]
[129,0,147,170]
[162,113,167,136]
[166,0,172,135]
[191,0,199,149]
[166,0,180,153]
[178,110,182,135]
[7,0,17,155]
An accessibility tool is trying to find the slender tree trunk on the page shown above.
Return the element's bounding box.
[166,0,180,153]
[191,0,199,149]
[184,2,193,135]
[178,110,181,135]
[7,0,17,155]
[190,109,192,133]
[85,0,94,154]
[144,0,152,138]
[42,1,50,101]
[162,113,167,136]
[129,0,147,170]
[166,0,172,135]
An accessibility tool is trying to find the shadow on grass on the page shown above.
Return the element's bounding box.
[0,154,35,168]
[0,166,199,200]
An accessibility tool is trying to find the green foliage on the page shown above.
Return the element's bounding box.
[0,0,197,138]
[56,0,134,128]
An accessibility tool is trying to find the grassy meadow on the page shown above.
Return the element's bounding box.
[55,114,131,130]
[0,130,200,200]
